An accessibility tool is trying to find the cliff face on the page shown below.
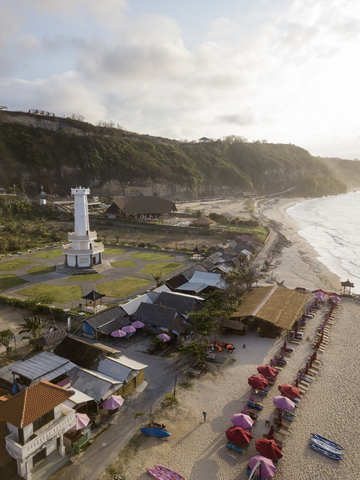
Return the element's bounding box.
[0,111,348,198]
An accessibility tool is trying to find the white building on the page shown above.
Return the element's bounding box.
[1,380,76,480]
[62,187,104,268]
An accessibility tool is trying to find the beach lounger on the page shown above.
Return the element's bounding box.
[289,339,301,345]
[247,401,263,410]
[278,408,296,417]
[254,389,268,397]
[273,434,286,445]
[226,442,244,455]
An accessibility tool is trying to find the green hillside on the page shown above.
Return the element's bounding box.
[0,112,347,198]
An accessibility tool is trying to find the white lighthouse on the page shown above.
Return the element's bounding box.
[62,187,104,268]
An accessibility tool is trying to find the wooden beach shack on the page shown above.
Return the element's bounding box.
[230,286,309,338]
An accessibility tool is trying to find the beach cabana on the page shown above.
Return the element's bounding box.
[230,286,309,338]
[341,279,354,295]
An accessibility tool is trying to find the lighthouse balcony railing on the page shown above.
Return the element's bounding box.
[67,231,97,242]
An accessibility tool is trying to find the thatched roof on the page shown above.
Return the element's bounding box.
[221,319,246,331]
[190,216,214,227]
[231,286,309,330]
[106,196,177,216]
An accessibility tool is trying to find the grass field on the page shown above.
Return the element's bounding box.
[0,274,29,290]
[0,259,34,271]
[138,262,185,277]
[27,266,56,275]
[111,260,136,268]
[16,284,83,304]
[103,248,126,255]
[66,273,105,282]
[31,248,64,259]
[96,277,151,298]
[129,252,175,261]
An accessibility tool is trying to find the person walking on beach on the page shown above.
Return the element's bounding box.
[203,411,207,422]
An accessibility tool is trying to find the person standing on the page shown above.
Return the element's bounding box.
[203,411,207,422]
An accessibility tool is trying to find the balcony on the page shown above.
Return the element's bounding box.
[62,243,104,255]
[68,231,97,242]
[5,405,76,462]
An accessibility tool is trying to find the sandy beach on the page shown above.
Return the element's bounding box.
[98,198,360,480]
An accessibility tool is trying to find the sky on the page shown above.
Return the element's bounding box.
[1,0,360,159]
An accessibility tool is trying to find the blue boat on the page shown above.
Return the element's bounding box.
[311,433,344,450]
[141,427,171,438]
[309,442,342,460]
[312,438,344,456]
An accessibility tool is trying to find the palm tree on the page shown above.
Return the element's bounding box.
[19,316,43,349]
[0,329,15,357]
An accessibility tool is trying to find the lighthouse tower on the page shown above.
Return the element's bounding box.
[62,187,104,268]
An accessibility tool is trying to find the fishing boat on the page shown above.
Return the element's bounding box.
[141,427,171,438]
[311,433,344,450]
[311,438,344,456]
[147,468,173,480]
[309,443,342,460]
[155,465,185,480]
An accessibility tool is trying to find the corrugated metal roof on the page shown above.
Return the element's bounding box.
[175,283,207,293]
[9,352,76,382]
[120,293,153,316]
[115,355,148,370]
[84,306,129,329]
[190,271,221,286]
[97,358,132,382]
[67,367,122,402]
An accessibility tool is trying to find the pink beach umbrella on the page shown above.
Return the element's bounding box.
[111,329,126,338]
[273,396,295,410]
[157,333,171,342]
[242,403,249,415]
[101,395,124,410]
[71,413,90,431]
[132,320,145,328]
[231,413,254,429]
[249,455,277,479]
[121,325,136,334]
[249,390,255,402]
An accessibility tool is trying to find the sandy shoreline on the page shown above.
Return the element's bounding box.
[98,198,360,480]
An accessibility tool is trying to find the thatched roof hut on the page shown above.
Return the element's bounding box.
[190,216,214,227]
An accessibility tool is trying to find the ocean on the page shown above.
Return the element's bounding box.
[286,192,360,294]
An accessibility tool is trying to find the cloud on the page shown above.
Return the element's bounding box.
[217,111,257,126]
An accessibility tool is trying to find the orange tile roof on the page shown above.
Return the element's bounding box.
[0,380,73,428]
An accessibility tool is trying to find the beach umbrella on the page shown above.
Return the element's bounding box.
[329,294,341,303]
[241,404,249,415]
[71,413,90,430]
[226,426,253,445]
[299,371,303,381]
[255,437,283,461]
[157,333,171,342]
[249,455,277,479]
[277,411,283,428]
[291,330,296,340]
[230,413,254,429]
[249,390,255,402]
[257,365,277,378]
[131,320,145,328]
[278,384,300,399]
[111,329,127,338]
[267,425,274,440]
[248,375,269,390]
[294,378,299,388]
[273,396,295,410]
[101,395,124,410]
[121,325,136,334]
[273,354,277,365]
[283,340,287,349]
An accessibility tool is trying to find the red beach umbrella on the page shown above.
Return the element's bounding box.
[257,365,277,378]
[226,426,253,445]
[248,375,269,390]
[267,426,274,440]
[255,437,283,461]
[278,384,301,399]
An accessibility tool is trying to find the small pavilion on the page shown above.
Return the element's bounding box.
[341,279,355,295]
[81,290,106,313]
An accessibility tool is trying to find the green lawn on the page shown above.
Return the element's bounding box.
[111,260,136,268]
[96,277,151,298]
[103,248,126,255]
[27,265,56,275]
[31,248,64,259]
[16,284,83,304]
[0,259,34,271]
[66,273,105,282]
[138,262,185,277]
[0,274,29,290]
[129,252,175,261]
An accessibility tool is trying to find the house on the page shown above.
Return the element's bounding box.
[175,271,227,295]
[0,380,76,480]
[131,303,190,336]
[199,137,210,143]
[152,291,204,316]
[80,306,131,339]
[66,368,123,403]
[238,249,252,265]
[119,285,171,316]
[96,356,147,397]
[189,216,214,227]
[105,196,177,219]
[53,337,118,369]
[165,265,207,291]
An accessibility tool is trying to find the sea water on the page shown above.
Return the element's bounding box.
[286,192,360,294]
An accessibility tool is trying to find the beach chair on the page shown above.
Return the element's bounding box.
[278,408,296,417]
[247,401,263,410]
[226,442,244,455]
[254,389,268,397]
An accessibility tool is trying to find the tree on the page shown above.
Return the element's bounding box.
[0,329,15,357]
[19,316,43,350]
[178,341,209,363]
